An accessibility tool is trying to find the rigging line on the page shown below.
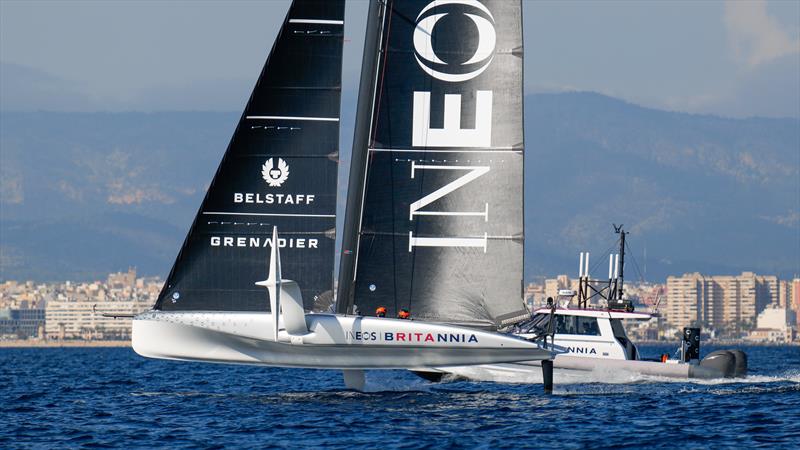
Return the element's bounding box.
[588,238,618,277]
[369,0,393,146]
[625,240,646,282]
[385,0,422,34]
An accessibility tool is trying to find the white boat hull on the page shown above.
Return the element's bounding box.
[426,354,730,383]
[132,311,553,369]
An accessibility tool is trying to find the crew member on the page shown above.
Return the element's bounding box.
[375,306,387,318]
[398,309,410,320]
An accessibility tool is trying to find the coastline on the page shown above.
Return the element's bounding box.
[0,340,131,348]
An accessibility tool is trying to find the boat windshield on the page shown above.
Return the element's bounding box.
[555,315,601,336]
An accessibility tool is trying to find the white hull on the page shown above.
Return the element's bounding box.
[132,311,553,369]
[428,354,731,383]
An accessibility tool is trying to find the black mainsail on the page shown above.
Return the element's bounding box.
[337,0,528,328]
[155,0,344,312]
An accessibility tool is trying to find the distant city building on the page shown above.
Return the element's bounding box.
[523,283,545,310]
[0,271,162,341]
[0,280,51,310]
[544,275,579,304]
[107,267,137,290]
[45,300,152,340]
[0,308,45,339]
[793,278,800,326]
[665,272,779,335]
[622,282,665,309]
[665,273,705,329]
[747,306,796,343]
[778,279,792,308]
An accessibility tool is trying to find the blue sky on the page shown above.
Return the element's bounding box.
[1,0,798,118]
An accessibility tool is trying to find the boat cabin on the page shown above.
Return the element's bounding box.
[513,307,652,361]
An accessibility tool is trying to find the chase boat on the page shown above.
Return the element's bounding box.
[418,296,747,383]
[417,227,749,383]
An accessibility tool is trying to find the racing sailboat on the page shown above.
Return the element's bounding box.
[131,0,552,390]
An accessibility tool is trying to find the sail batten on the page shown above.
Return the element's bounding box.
[369,148,521,153]
[155,0,344,313]
[338,0,527,327]
[245,116,340,121]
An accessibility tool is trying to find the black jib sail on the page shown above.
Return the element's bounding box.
[337,0,528,328]
[155,0,344,312]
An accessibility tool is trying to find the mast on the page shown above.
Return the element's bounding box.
[336,0,387,314]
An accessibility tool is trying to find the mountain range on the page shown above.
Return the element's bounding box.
[1,92,798,282]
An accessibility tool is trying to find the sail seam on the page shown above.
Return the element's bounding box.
[369,148,521,153]
[288,19,344,25]
[203,212,335,218]
[246,115,339,122]
[360,232,519,239]
[255,86,342,90]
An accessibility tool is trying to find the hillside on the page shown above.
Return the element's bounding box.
[524,93,799,281]
[1,93,798,282]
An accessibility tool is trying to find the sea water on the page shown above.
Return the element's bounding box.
[1,345,798,448]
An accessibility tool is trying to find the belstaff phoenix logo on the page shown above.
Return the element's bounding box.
[413,0,496,82]
[261,158,290,187]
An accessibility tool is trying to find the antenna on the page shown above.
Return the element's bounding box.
[643,244,647,281]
